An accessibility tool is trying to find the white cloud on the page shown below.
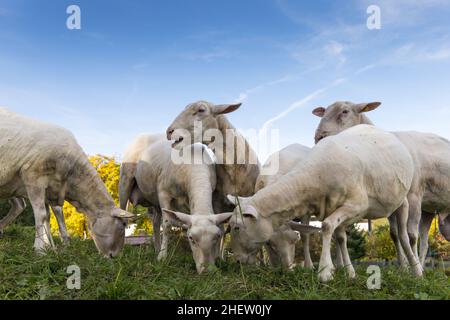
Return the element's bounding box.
[181,48,232,62]
[385,42,450,65]
[423,47,450,61]
[325,41,346,66]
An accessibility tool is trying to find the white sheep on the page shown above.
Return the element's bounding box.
[120,134,232,273]
[0,108,133,256]
[166,101,260,213]
[313,101,450,266]
[254,144,320,269]
[227,125,422,282]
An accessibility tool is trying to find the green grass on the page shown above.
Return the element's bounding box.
[0,225,449,300]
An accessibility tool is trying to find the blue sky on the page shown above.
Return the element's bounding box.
[1,0,450,161]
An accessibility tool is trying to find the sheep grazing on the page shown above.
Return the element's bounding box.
[253,144,320,269]
[0,199,70,243]
[0,108,133,256]
[312,101,450,266]
[120,134,232,273]
[227,125,422,282]
[166,101,260,212]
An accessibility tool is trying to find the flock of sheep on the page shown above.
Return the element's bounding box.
[0,100,449,283]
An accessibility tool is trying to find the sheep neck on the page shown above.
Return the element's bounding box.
[187,165,215,215]
[211,115,259,195]
[360,114,374,125]
[250,168,321,223]
[66,156,115,219]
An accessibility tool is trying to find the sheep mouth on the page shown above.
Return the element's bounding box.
[172,136,184,147]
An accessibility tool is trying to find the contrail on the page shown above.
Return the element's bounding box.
[260,64,377,133]
[260,77,346,134]
[235,64,324,103]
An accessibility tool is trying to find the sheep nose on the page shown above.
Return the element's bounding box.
[166,128,174,140]
[314,131,325,144]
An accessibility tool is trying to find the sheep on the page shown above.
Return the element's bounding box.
[227,125,422,282]
[120,134,232,273]
[166,101,260,213]
[254,144,319,269]
[0,108,133,256]
[312,101,450,266]
[119,134,165,251]
[0,199,69,243]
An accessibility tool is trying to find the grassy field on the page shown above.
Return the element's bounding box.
[0,225,449,300]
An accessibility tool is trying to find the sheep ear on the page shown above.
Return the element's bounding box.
[162,208,192,226]
[227,194,236,204]
[312,107,326,117]
[289,221,321,234]
[242,205,258,219]
[111,208,136,219]
[226,194,250,206]
[214,212,234,225]
[355,102,381,113]
[213,103,242,115]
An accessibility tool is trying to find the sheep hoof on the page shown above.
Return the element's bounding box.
[319,267,335,283]
[157,251,168,261]
[412,264,423,277]
[347,267,356,279]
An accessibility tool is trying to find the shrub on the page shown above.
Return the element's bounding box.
[428,217,450,260]
[365,224,396,261]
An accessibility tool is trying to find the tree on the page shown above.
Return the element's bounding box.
[346,224,367,260]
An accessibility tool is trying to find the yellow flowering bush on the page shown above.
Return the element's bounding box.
[428,217,450,259]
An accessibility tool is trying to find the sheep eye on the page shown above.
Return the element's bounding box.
[198,108,205,113]
[342,110,349,115]
[188,235,195,243]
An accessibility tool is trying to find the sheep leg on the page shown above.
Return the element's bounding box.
[397,199,423,277]
[388,212,408,269]
[218,224,226,261]
[265,243,280,267]
[0,198,26,236]
[24,183,54,252]
[150,207,162,253]
[419,211,434,266]
[334,237,344,269]
[407,193,422,265]
[51,205,69,244]
[335,226,356,278]
[157,193,172,261]
[318,205,358,282]
[300,215,314,269]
